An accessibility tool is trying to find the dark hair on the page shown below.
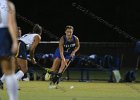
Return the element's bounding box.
[65,25,74,31]
[33,24,42,34]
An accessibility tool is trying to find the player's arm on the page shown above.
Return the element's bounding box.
[30,35,41,64]
[8,1,18,53]
[71,36,80,58]
[59,36,65,60]
[59,36,68,66]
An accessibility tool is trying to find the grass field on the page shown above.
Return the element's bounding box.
[0,81,140,100]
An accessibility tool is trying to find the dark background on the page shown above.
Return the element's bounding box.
[12,0,140,42]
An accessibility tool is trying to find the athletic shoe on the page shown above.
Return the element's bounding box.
[48,85,57,89]
[22,77,30,81]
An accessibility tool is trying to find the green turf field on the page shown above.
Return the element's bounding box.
[0,81,140,100]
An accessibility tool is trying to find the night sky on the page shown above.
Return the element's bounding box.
[12,0,140,42]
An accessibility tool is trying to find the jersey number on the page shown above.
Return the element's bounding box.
[66,48,70,52]
[21,34,28,39]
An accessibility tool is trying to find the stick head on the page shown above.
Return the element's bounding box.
[45,73,51,81]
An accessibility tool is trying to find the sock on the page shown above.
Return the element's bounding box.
[22,73,27,80]
[51,73,61,84]
[56,73,62,84]
[1,74,6,83]
[58,73,62,77]
[16,70,24,80]
[5,74,18,100]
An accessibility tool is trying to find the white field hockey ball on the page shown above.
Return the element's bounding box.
[70,86,74,89]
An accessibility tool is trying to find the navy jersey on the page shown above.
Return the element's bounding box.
[54,35,76,59]
[63,35,76,54]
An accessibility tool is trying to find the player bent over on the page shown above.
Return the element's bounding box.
[45,25,80,87]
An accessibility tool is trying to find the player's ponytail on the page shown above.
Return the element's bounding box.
[33,24,42,34]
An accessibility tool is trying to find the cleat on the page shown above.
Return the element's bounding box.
[22,77,30,81]
[48,85,57,89]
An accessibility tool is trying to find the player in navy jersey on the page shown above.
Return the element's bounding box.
[0,0,19,99]
[45,25,80,86]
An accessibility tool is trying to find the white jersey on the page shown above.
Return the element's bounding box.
[19,33,40,49]
[0,0,8,28]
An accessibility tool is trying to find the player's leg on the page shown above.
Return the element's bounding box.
[47,58,62,89]
[50,48,61,73]
[45,53,61,80]
[0,57,16,89]
[45,58,61,81]
[53,59,69,84]
[15,41,28,81]
[15,58,28,80]
[51,58,61,72]
[1,57,18,100]
[58,59,69,74]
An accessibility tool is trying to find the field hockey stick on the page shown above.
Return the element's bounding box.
[49,57,74,85]
[27,58,48,71]
[62,57,74,74]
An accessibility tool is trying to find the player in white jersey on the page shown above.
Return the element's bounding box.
[0,0,19,100]
[15,24,42,81]
[0,24,42,88]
